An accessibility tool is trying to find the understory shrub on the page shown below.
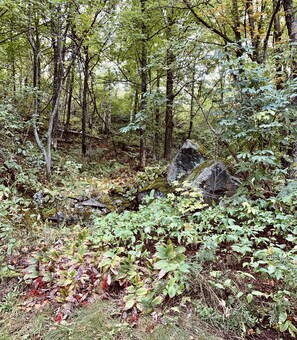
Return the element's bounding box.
[24,187,297,336]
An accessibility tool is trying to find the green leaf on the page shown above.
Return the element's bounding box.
[151,296,163,307]
[279,320,289,332]
[279,311,288,324]
[167,286,176,298]
[237,291,244,299]
[247,294,253,303]
[124,298,136,310]
[136,287,147,297]
[24,271,39,280]
[251,290,266,297]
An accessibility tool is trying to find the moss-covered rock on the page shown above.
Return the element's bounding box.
[42,208,56,220]
[137,177,172,203]
[141,177,171,193]
[167,140,205,184]
[186,160,213,183]
[189,161,240,204]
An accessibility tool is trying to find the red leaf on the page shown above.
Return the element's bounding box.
[101,276,108,291]
[28,289,40,297]
[127,311,139,325]
[90,272,96,284]
[54,313,63,324]
[35,277,45,288]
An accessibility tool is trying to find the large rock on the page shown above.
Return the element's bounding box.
[167,140,205,184]
[190,161,239,204]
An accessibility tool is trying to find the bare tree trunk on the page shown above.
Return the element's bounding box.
[187,64,196,139]
[139,0,148,168]
[65,65,74,135]
[283,0,297,79]
[164,9,175,160]
[231,0,243,58]
[153,72,161,160]
[283,0,297,42]
[273,0,283,90]
[82,46,89,158]
[50,4,64,150]
[130,86,139,123]
[102,75,112,135]
[283,0,297,176]
[28,14,49,177]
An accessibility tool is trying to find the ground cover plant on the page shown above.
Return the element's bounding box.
[16,181,296,338]
[1,0,297,338]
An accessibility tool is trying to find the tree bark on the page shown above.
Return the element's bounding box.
[130,86,139,123]
[82,46,90,158]
[65,65,74,135]
[139,0,148,168]
[283,0,297,79]
[153,72,161,160]
[50,4,64,149]
[164,10,175,160]
[187,64,196,140]
[102,74,112,135]
[273,0,283,90]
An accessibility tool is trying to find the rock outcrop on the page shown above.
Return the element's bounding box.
[167,140,205,184]
[190,161,239,203]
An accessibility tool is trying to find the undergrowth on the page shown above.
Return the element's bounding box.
[22,185,297,338]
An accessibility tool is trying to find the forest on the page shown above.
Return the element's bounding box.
[0,0,297,338]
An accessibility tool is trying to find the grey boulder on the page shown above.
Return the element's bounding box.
[167,140,205,184]
[190,162,239,203]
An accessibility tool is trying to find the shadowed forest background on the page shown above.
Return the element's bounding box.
[0,0,297,339]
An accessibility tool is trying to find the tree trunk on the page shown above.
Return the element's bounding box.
[283,0,297,42]
[65,65,74,135]
[82,46,89,158]
[50,5,63,150]
[139,0,147,168]
[164,10,175,160]
[102,75,112,135]
[153,72,161,160]
[130,86,139,123]
[283,0,297,79]
[273,0,283,90]
[187,64,196,139]
[28,14,50,178]
[231,0,243,58]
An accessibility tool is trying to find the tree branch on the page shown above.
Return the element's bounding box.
[182,0,235,44]
[263,0,282,63]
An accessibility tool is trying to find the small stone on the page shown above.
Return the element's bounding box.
[48,211,65,224]
[79,198,107,209]
[33,191,44,204]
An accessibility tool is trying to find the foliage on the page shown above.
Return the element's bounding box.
[0,185,34,278]
[1,0,297,338]
[217,52,297,188]
[0,102,43,193]
[22,186,297,337]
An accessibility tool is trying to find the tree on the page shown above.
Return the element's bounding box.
[163,7,176,160]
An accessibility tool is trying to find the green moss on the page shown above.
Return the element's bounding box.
[186,160,213,182]
[196,143,207,157]
[140,177,171,194]
[109,196,133,212]
[42,208,56,220]
[99,193,113,206]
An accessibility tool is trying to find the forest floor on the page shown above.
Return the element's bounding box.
[0,135,225,340]
[1,134,296,340]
